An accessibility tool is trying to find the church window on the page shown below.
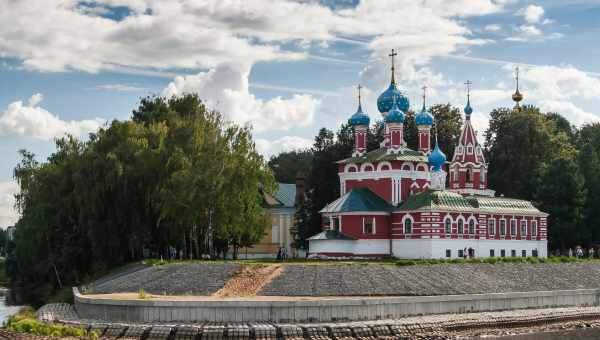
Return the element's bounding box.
[402,163,412,171]
[510,219,516,236]
[511,250,516,257]
[467,146,473,154]
[500,249,506,257]
[380,165,390,171]
[458,249,464,258]
[364,165,374,171]
[452,170,459,182]
[499,219,506,236]
[489,249,495,257]
[332,216,340,231]
[363,217,375,235]
[468,219,475,234]
[532,249,538,257]
[445,218,452,234]
[531,220,538,237]
[457,219,464,234]
[488,219,496,236]
[446,249,451,258]
[466,168,473,182]
[457,146,463,154]
[348,167,357,172]
[404,218,413,234]
[520,220,527,237]
[522,250,527,257]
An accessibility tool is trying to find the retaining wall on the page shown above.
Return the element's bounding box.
[74,288,600,323]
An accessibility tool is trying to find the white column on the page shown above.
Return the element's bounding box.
[279,214,284,246]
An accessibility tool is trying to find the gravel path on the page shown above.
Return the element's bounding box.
[91,263,241,295]
[259,263,600,296]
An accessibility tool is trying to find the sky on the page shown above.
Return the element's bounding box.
[2,0,600,226]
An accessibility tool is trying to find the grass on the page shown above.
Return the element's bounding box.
[5,307,98,339]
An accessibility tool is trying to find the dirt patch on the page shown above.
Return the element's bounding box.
[213,264,283,298]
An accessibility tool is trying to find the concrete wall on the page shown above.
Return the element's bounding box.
[392,239,548,259]
[74,287,600,323]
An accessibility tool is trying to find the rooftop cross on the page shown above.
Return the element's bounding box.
[515,66,520,91]
[512,66,524,110]
[421,85,427,109]
[389,49,397,84]
[357,84,362,106]
[464,80,472,100]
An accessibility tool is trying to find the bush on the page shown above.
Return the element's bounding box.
[5,308,95,338]
[395,259,417,266]
[484,257,498,264]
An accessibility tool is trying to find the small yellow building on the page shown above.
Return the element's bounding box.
[239,182,303,259]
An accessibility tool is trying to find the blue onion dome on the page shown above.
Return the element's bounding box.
[415,103,434,126]
[428,143,447,171]
[377,84,409,113]
[464,98,473,117]
[385,101,405,124]
[348,103,370,126]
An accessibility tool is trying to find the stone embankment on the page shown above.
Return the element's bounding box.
[36,303,600,340]
[88,262,600,297]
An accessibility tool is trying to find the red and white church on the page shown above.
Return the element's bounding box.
[308,53,548,259]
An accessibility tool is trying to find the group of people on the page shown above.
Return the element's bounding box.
[276,246,289,260]
[462,247,475,259]
[563,247,596,258]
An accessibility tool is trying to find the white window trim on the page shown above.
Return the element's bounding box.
[457,216,466,235]
[488,218,496,236]
[457,146,464,154]
[362,217,376,235]
[499,218,507,236]
[377,161,392,171]
[444,215,453,234]
[510,218,517,236]
[467,145,473,154]
[467,216,477,234]
[531,220,538,237]
[520,219,527,238]
[402,214,415,234]
[330,215,342,232]
[360,162,375,172]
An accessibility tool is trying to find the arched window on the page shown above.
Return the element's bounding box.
[457,219,464,234]
[364,165,373,171]
[380,165,390,171]
[468,219,475,234]
[445,218,452,234]
[348,167,357,172]
[404,219,413,234]
[453,169,459,181]
[466,168,473,182]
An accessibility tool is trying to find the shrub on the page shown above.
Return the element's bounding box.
[395,259,417,266]
[484,257,498,264]
[5,308,92,338]
[138,288,149,299]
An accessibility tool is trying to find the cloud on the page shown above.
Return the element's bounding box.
[484,24,502,32]
[517,5,545,24]
[0,94,105,140]
[255,136,313,158]
[516,65,600,126]
[0,181,18,227]
[163,63,321,132]
[94,84,148,92]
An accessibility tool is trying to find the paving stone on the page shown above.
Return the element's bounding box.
[260,263,600,297]
[93,263,241,295]
[173,325,202,340]
[146,325,175,340]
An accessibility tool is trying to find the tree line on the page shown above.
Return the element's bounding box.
[269,105,600,251]
[7,94,275,306]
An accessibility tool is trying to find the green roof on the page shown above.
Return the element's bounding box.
[397,189,547,215]
[320,188,392,214]
[337,146,428,164]
[307,229,357,241]
[275,183,296,208]
[397,190,473,211]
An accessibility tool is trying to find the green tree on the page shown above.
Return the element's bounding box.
[268,150,313,183]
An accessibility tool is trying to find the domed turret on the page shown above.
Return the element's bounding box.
[464,98,473,116]
[512,66,523,111]
[415,102,434,126]
[428,143,446,171]
[385,100,405,124]
[348,104,370,126]
[377,84,410,113]
[464,80,473,119]
[377,48,410,113]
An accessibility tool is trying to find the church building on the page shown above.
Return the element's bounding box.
[308,51,548,259]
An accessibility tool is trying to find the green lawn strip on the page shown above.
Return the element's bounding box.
[4,307,98,339]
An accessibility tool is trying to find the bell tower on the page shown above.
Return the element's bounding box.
[449,81,494,197]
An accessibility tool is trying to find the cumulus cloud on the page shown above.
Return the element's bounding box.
[517,65,600,126]
[255,136,314,159]
[0,94,105,140]
[163,63,320,132]
[0,181,18,227]
[517,5,545,24]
